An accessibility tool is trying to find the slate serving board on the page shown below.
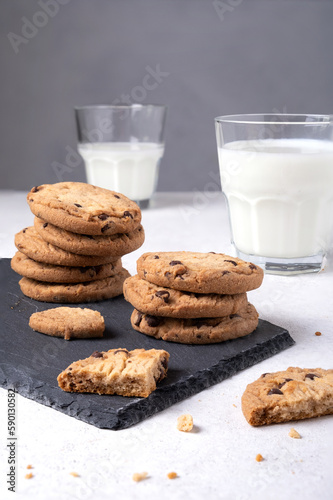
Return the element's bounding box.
[0,259,295,430]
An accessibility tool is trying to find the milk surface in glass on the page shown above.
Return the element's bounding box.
[218,138,333,259]
[78,142,164,201]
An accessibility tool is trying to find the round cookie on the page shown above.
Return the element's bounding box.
[34,217,145,257]
[15,227,118,267]
[123,275,248,318]
[137,252,264,294]
[29,307,105,340]
[11,251,122,283]
[131,303,259,344]
[27,182,141,235]
[19,268,130,303]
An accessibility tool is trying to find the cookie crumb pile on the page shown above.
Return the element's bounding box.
[11,182,145,303]
[124,251,263,344]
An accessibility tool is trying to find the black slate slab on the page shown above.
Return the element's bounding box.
[0,259,295,430]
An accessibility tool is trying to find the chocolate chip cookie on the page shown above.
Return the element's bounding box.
[29,307,105,340]
[137,252,264,294]
[15,227,117,267]
[131,302,259,344]
[11,251,121,283]
[27,182,141,235]
[34,217,145,257]
[123,275,248,318]
[57,348,169,397]
[19,267,130,303]
[242,367,333,426]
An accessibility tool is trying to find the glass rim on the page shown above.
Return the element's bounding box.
[75,103,167,111]
[215,113,333,125]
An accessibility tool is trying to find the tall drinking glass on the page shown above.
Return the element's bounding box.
[75,104,167,208]
[215,114,333,275]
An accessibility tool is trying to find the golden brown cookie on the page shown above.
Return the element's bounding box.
[19,267,130,303]
[15,227,117,267]
[27,182,141,235]
[11,251,121,283]
[57,348,170,397]
[29,307,105,340]
[34,217,144,257]
[242,367,333,426]
[137,252,263,294]
[123,275,248,318]
[131,302,259,344]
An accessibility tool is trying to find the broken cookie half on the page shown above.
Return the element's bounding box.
[57,348,169,398]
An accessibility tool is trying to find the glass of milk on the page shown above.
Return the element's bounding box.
[75,104,167,208]
[215,114,333,274]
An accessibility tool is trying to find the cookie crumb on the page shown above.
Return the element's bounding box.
[70,472,80,477]
[167,472,178,479]
[256,454,264,462]
[26,465,33,469]
[289,428,301,439]
[177,414,193,432]
[233,404,237,408]
[315,331,322,336]
[25,473,33,479]
[132,472,148,482]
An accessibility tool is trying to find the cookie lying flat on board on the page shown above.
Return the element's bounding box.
[11,251,121,283]
[34,217,145,257]
[15,227,117,267]
[137,251,263,294]
[57,348,170,398]
[123,274,248,318]
[29,307,105,340]
[242,367,333,426]
[27,182,141,235]
[19,268,130,303]
[131,302,259,344]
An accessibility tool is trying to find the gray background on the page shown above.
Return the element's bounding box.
[0,0,332,192]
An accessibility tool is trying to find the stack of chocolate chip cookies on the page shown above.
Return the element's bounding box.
[123,251,264,344]
[11,182,145,303]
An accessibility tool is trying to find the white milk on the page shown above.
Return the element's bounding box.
[218,139,333,258]
[78,142,164,201]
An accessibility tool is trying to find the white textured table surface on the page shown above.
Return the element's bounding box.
[0,191,332,500]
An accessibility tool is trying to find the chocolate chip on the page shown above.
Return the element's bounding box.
[43,222,48,228]
[101,223,112,233]
[161,357,168,370]
[305,373,320,380]
[31,186,39,192]
[91,351,104,358]
[261,373,270,378]
[22,228,27,233]
[123,211,133,219]
[165,272,171,278]
[154,255,160,259]
[145,314,161,327]
[196,334,202,339]
[114,194,120,199]
[114,349,129,355]
[143,270,147,278]
[222,271,230,276]
[79,266,90,274]
[224,260,237,266]
[98,214,108,221]
[134,311,143,326]
[278,378,293,389]
[29,198,34,202]
[169,260,183,266]
[230,314,240,319]
[209,251,216,254]
[155,290,170,303]
[74,203,82,208]
[268,388,283,395]
[249,264,257,270]
[194,319,209,329]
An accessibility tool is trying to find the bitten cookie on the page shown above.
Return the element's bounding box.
[131,303,259,344]
[34,217,145,257]
[11,251,121,283]
[57,348,170,397]
[29,307,105,340]
[241,367,333,426]
[15,227,117,267]
[123,275,248,318]
[19,268,130,303]
[27,182,141,235]
[137,252,263,294]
